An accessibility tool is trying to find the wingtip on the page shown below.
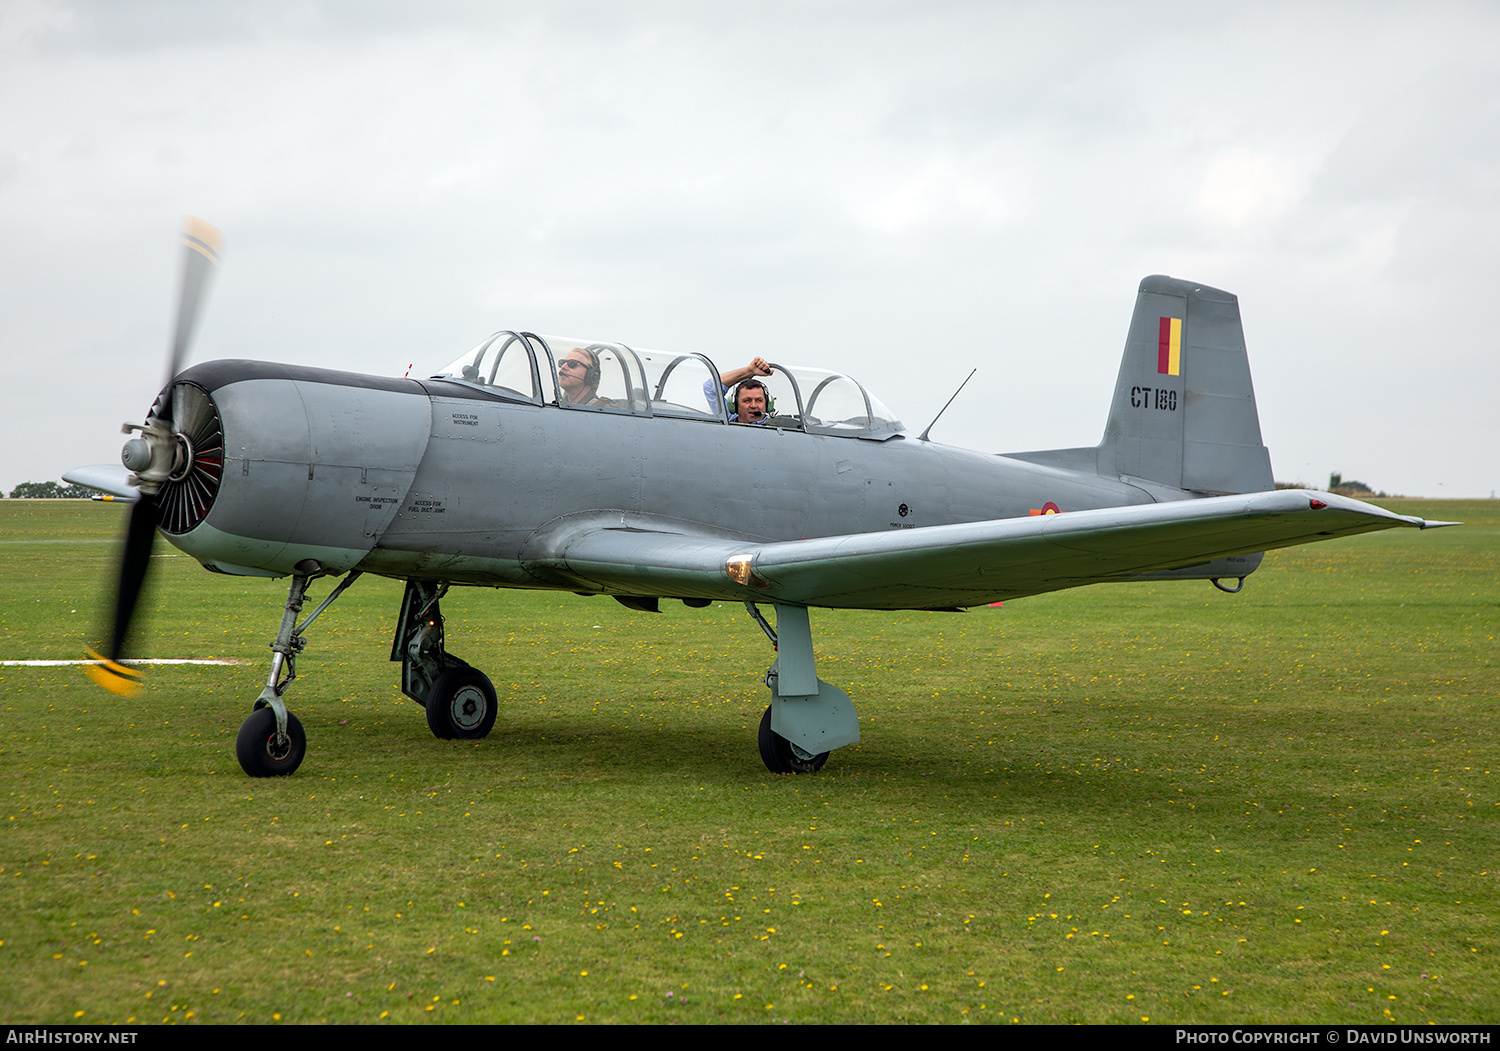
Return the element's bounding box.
[83,649,143,697]
[1294,490,1461,531]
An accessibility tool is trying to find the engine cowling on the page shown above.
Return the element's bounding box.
[157,360,433,577]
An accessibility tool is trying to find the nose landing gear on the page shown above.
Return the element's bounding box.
[235,560,361,778]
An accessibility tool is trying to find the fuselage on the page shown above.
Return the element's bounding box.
[162,359,1161,593]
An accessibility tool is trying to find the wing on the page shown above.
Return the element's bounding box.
[521,490,1453,610]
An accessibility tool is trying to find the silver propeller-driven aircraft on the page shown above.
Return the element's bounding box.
[70,219,1450,778]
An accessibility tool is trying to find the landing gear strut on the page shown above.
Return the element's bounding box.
[237,559,362,778]
[746,602,858,774]
[392,579,496,741]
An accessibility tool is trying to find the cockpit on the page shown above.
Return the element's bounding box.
[431,332,904,439]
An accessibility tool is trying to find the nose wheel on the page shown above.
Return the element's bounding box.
[236,707,306,777]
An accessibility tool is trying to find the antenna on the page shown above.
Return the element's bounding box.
[917,369,977,442]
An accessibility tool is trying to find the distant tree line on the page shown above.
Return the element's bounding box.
[1274,473,1390,498]
[1326,472,1387,497]
[7,481,94,499]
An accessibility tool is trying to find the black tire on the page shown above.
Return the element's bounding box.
[425,682,456,740]
[425,667,497,740]
[236,706,306,777]
[757,705,828,774]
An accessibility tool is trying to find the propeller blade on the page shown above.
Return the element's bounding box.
[84,495,160,697]
[164,216,225,387]
[87,217,223,697]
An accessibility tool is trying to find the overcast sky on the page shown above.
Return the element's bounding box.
[3,0,1496,498]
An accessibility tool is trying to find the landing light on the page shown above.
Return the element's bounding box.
[725,555,772,590]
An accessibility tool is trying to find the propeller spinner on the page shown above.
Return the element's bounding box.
[84,218,224,697]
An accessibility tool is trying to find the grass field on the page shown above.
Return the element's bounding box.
[0,498,1495,1024]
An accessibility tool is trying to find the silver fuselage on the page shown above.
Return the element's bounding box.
[165,359,1159,600]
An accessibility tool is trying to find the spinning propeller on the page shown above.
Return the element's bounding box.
[84,218,225,697]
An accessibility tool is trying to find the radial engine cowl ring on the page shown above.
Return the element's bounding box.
[156,382,225,535]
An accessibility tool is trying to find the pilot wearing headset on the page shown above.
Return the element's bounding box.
[558,347,604,405]
[704,356,774,423]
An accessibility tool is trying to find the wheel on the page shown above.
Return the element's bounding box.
[425,667,497,740]
[757,705,828,774]
[236,706,306,777]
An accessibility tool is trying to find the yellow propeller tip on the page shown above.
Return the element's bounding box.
[83,650,143,698]
[180,216,224,265]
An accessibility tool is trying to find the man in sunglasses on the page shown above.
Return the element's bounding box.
[558,347,603,405]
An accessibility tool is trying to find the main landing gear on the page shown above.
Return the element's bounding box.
[392,579,497,741]
[745,602,859,775]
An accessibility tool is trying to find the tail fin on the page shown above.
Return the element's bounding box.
[1098,276,1273,495]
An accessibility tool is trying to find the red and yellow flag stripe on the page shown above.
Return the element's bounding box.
[1157,316,1182,376]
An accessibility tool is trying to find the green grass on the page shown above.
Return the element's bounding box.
[0,498,1495,1023]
